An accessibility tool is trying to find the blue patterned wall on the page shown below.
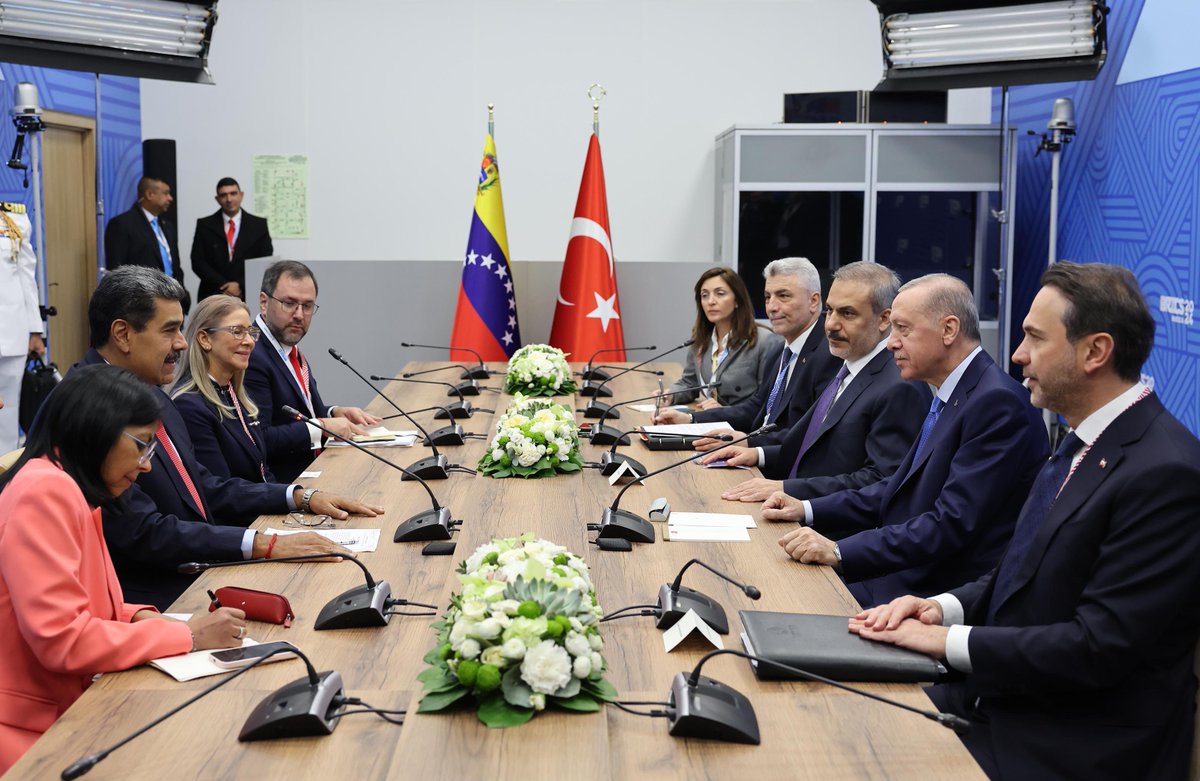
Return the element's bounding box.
[998,0,1200,433]
[0,65,142,252]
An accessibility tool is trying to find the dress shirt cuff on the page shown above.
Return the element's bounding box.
[328,405,338,416]
[285,484,300,511]
[930,593,964,626]
[944,625,973,673]
[756,447,765,467]
[240,530,256,560]
[801,500,813,526]
[305,421,323,450]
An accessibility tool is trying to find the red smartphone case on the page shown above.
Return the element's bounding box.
[208,586,294,628]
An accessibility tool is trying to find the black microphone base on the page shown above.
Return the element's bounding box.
[597,507,656,544]
[401,453,449,480]
[580,367,611,382]
[599,450,646,477]
[425,424,465,446]
[434,401,472,419]
[590,425,631,447]
[239,670,344,742]
[315,582,392,630]
[461,366,490,380]
[395,505,454,542]
[451,382,480,397]
[656,584,730,635]
[579,383,613,398]
[584,402,619,420]
[667,672,760,745]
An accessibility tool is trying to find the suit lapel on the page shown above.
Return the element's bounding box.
[154,415,207,519]
[258,315,314,412]
[814,350,888,441]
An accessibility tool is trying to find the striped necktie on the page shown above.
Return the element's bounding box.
[154,423,207,520]
[763,350,795,421]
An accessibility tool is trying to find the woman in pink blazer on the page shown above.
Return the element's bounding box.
[0,365,247,774]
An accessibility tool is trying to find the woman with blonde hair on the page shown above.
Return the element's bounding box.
[663,266,781,409]
[171,295,273,482]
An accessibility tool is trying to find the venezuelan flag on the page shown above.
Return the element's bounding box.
[450,134,521,362]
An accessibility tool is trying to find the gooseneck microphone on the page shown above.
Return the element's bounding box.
[370,374,475,419]
[403,363,481,381]
[401,341,491,379]
[580,364,665,395]
[585,340,695,419]
[658,559,760,635]
[61,644,340,779]
[596,423,777,543]
[589,381,719,446]
[327,349,452,478]
[663,648,970,745]
[283,406,459,543]
[580,345,658,387]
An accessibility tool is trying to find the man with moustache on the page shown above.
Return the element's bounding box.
[245,260,381,482]
[76,267,381,608]
[765,274,1047,607]
[699,262,929,517]
[851,263,1200,780]
[191,177,274,301]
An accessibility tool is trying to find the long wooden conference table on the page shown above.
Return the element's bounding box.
[10,362,985,780]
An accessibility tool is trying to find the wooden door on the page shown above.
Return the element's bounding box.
[40,110,97,368]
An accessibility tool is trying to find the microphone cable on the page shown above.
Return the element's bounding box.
[599,604,660,622]
[329,695,407,725]
[611,700,673,719]
[383,597,439,617]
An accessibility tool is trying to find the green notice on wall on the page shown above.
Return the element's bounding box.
[252,155,309,239]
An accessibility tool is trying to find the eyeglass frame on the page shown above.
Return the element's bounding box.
[123,431,159,465]
[267,294,320,316]
[284,512,336,529]
[204,325,263,342]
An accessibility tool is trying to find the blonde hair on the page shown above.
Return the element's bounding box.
[170,295,260,420]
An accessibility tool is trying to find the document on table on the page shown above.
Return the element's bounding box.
[150,639,260,682]
[627,404,690,414]
[328,427,418,447]
[665,524,751,542]
[640,422,735,436]
[669,511,757,529]
[265,528,381,552]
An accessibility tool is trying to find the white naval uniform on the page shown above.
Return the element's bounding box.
[0,205,43,451]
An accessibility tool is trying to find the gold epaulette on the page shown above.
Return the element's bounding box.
[0,202,26,214]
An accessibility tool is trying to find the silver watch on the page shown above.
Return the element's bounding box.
[300,487,319,513]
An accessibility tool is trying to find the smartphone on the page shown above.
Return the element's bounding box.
[209,641,298,669]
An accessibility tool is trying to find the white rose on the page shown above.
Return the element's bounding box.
[588,633,603,651]
[520,639,573,694]
[481,645,505,667]
[448,619,472,649]
[564,631,590,658]
[492,599,521,616]
[590,651,603,673]
[529,693,546,711]
[502,638,526,660]
[475,618,503,639]
[573,654,592,679]
[461,601,486,621]
[460,639,481,659]
[492,612,512,629]
[491,448,504,461]
[569,617,584,633]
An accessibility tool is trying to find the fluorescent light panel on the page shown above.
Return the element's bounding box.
[0,0,211,58]
[884,0,1099,69]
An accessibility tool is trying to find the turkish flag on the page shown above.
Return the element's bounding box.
[549,133,626,361]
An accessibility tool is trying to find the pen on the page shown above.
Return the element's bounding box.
[207,589,222,610]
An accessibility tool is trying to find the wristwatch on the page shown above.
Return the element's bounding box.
[300,487,319,513]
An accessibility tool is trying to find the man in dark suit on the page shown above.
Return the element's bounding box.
[701,262,930,516]
[76,267,381,608]
[653,256,841,446]
[104,176,189,313]
[245,260,382,483]
[850,263,1200,781]
[191,177,274,301]
[766,274,1048,608]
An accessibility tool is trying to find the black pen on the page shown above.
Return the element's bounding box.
[207,589,222,610]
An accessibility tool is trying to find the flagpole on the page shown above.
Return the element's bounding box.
[587,83,606,137]
[488,103,494,137]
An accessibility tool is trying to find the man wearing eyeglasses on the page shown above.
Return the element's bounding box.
[246,260,382,482]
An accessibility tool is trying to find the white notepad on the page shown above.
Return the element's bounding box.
[666,525,751,542]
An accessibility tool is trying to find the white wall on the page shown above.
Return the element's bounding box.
[142,0,991,279]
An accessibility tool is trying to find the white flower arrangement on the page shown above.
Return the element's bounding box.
[477,393,584,478]
[503,343,577,397]
[418,535,616,727]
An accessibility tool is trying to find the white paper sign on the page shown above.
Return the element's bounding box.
[662,609,724,652]
[606,459,643,485]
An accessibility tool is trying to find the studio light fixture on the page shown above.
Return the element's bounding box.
[0,0,219,83]
[871,0,1108,90]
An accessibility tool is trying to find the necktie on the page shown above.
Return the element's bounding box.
[789,363,849,478]
[911,396,945,463]
[289,346,311,402]
[985,432,1084,622]
[763,350,795,421]
[226,219,236,258]
[155,423,207,520]
[227,383,267,481]
[150,217,173,276]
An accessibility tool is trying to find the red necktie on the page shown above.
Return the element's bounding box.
[288,347,311,402]
[155,423,208,520]
[225,219,236,258]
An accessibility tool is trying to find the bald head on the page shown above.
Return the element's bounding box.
[887,274,982,386]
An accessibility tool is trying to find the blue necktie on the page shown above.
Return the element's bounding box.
[986,432,1084,623]
[763,350,795,422]
[911,395,945,463]
[789,363,849,478]
[150,217,173,276]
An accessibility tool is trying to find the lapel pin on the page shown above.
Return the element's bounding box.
[1099,458,1107,469]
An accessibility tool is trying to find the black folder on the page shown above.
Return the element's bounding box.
[639,433,698,451]
[738,611,944,683]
